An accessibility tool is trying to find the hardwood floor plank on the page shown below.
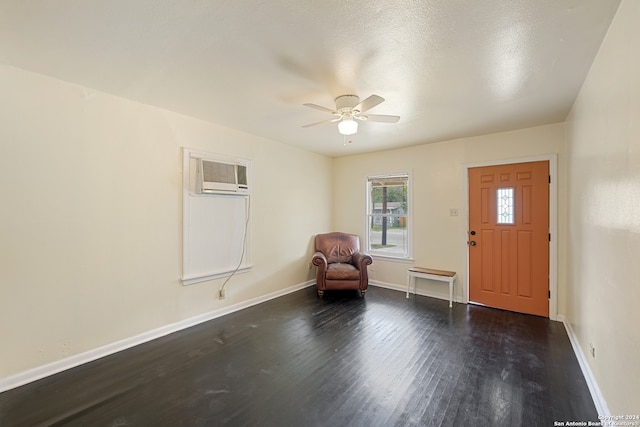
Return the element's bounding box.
[0,286,598,426]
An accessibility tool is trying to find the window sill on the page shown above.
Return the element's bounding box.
[369,255,415,263]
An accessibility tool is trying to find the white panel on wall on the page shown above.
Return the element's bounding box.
[182,148,252,285]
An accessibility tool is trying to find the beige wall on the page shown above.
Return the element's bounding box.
[0,64,333,379]
[2,2,637,412]
[565,0,640,414]
[333,123,566,311]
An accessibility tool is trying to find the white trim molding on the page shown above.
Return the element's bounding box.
[0,280,315,394]
[563,320,610,417]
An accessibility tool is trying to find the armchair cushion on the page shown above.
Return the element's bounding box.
[326,263,360,280]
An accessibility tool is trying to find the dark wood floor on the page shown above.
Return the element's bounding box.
[0,286,597,426]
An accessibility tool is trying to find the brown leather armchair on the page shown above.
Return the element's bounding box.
[312,232,373,297]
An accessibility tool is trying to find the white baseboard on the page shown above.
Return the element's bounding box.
[0,280,315,394]
[562,320,610,417]
[370,280,465,304]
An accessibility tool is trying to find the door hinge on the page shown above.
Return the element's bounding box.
[548,290,551,299]
[548,175,551,184]
[548,233,551,241]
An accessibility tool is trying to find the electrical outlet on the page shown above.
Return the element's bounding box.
[449,208,459,216]
[308,262,312,270]
[218,289,225,299]
[589,343,595,358]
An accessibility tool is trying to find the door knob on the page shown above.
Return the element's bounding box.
[469,241,477,246]
[470,230,476,235]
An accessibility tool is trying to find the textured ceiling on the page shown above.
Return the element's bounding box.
[0,0,621,157]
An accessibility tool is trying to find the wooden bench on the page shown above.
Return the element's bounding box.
[406,267,457,307]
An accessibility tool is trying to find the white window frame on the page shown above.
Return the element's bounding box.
[365,172,412,260]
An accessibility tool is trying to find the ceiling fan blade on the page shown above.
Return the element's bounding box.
[359,113,400,123]
[354,95,384,113]
[303,103,336,114]
[302,117,340,128]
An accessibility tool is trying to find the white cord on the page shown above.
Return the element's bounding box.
[219,195,250,296]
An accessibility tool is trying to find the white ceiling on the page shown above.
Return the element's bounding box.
[0,0,621,157]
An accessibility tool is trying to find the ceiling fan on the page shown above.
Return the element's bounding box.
[302,94,400,136]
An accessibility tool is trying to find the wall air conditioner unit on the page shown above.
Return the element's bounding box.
[197,158,249,194]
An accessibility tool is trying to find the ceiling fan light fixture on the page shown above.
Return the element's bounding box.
[338,118,358,135]
[303,94,399,136]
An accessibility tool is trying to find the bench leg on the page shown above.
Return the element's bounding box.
[448,279,453,308]
[406,274,410,298]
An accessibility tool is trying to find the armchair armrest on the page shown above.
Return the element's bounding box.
[312,251,328,292]
[312,251,328,270]
[352,252,373,270]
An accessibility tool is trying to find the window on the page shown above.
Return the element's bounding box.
[366,173,410,259]
[497,187,515,224]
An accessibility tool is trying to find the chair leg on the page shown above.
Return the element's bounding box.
[360,289,366,297]
[317,290,324,298]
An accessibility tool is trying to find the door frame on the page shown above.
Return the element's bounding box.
[463,154,558,320]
